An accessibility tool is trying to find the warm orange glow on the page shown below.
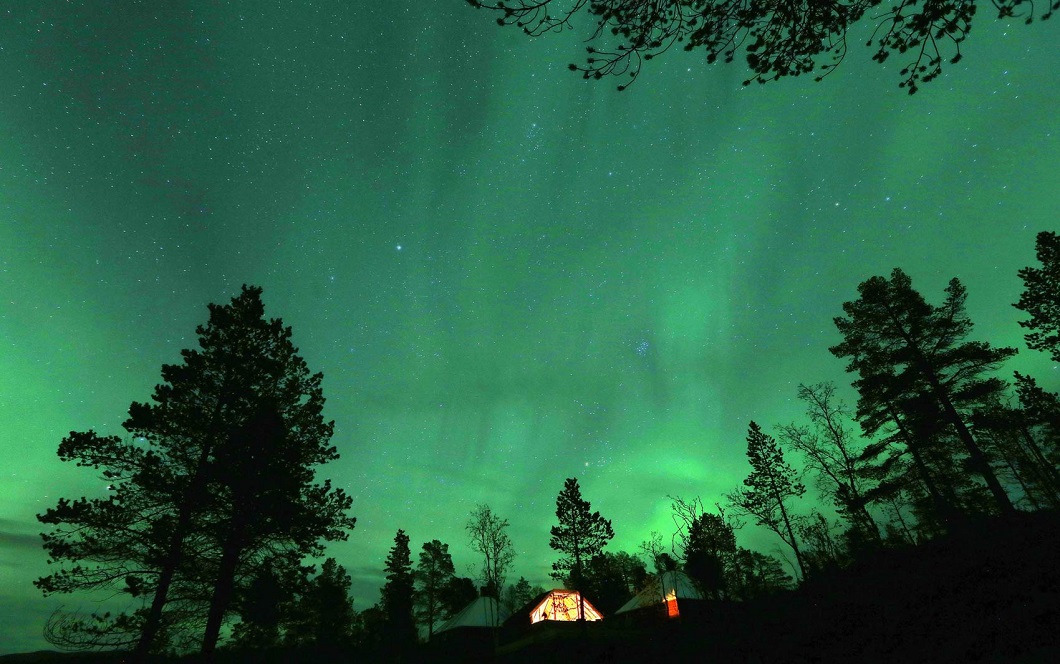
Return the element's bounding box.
[529,590,604,624]
[665,592,680,618]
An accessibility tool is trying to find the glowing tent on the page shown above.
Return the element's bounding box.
[614,570,704,619]
[528,589,604,624]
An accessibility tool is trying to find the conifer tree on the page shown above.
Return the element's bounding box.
[414,540,456,639]
[228,553,304,650]
[728,422,807,579]
[503,577,535,613]
[285,558,356,650]
[381,530,416,647]
[36,286,356,655]
[684,512,737,599]
[831,269,1017,514]
[549,477,614,619]
[974,373,1060,508]
[1016,231,1060,362]
[1013,372,1060,483]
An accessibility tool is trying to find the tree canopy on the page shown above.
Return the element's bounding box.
[35,285,355,655]
[549,477,615,590]
[830,268,1017,516]
[380,530,416,646]
[728,421,807,578]
[466,504,516,597]
[281,558,356,651]
[1016,231,1060,362]
[466,0,1055,93]
[414,540,457,639]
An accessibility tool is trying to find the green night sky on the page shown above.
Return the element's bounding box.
[1,1,1057,654]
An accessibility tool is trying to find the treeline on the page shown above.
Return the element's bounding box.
[645,232,1060,602]
[35,233,1060,657]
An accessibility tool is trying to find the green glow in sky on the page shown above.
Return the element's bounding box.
[1,2,1058,654]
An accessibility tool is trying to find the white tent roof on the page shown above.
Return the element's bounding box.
[435,596,510,634]
[614,570,704,614]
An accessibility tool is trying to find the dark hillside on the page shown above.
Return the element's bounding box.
[755,510,1060,662]
[7,512,1058,663]
[494,510,1060,663]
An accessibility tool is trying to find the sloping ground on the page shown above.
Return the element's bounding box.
[8,512,1057,663]
[496,510,1060,663]
[757,509,1060,662]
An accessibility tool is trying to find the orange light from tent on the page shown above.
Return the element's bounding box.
[529,591,604,623]
[665,590,679,618]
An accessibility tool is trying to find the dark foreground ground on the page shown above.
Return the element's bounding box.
[6,510,1059,663]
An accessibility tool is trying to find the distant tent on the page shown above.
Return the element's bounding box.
[435,596,510,637]
[528,589,603,624]
[615,570,704,619]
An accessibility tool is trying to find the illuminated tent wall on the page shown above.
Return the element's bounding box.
[614,570,704,620]
[429,595,511,658]
[434,596,510,636]
[528,589,604,624]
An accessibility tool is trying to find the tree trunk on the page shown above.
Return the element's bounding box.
[885,306,1015,513]
[889,408,953,523]
[858,501,882,540]
[932,387,1016,513]
[886,493,918,545]
[133,444,213,659]
[133,548,178,659]
[1019,425,1060,502]
[1003,451,1040,509]
[202,511,247,654]
[768,475,806,579]
[778,503,805,579]
[135,378,233,659]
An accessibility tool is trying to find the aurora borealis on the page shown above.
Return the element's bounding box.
[1,1,1058,654]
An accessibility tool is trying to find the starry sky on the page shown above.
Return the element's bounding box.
[1,1,1058,654]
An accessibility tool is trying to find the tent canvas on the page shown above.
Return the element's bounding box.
[614,570,704,618]
[528,589,603,624]
[435,596,510,635]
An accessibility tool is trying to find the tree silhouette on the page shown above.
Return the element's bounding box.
[465,504,516,597]
[582,551,648,613]
[639,531,669,574]
[972,373,1060,508]
[1016,231,1060,362]
[1012,372,1060,477]
[36,431,191,651]
[415,540,456,639]
[777,382,880,542]
[465,0,1056,93]
[854,386,963,533]
[441,577,479,617]
[228,556,303,650]
[284,558,356,651]
[728,421,808,579]
[831,269,1017,515]
[549,477,615,621]
[796,511,845,575]
[381,529,416,648]
[35,285,355,655]
[503,577,537,612]
[684,512,737,599]
[727,548,793,599]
